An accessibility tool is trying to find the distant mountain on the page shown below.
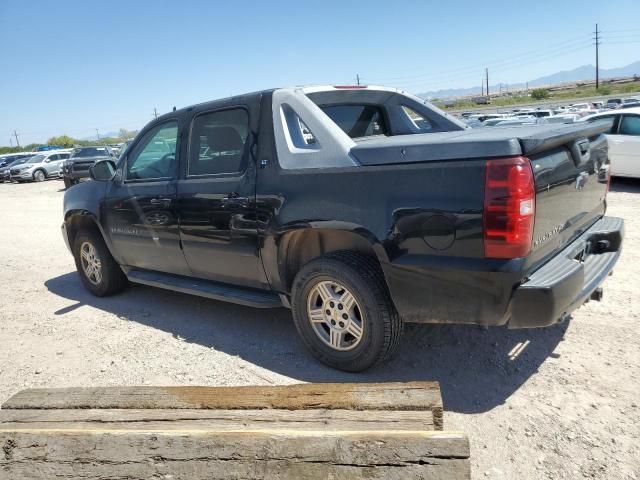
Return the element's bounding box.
[80,131,120,141]
[418,61,640,99]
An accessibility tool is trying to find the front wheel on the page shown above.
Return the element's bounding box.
[33,170,46,182]
[291,251,403,372]
[73,230,128,297]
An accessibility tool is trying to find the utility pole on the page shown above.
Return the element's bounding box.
[481,77,484,96]
[95,129,100,141]
[356,74,360,86]
[594,23,601,89]
[12,130,20,148]
[485,68,489,97]
[153,107,159,119]
[9,137,13,147]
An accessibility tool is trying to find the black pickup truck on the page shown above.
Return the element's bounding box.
[62,86,624,371]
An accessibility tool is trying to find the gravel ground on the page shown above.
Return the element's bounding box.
[0,179,638,479]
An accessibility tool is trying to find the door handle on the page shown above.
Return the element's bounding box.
[150,198,172,207]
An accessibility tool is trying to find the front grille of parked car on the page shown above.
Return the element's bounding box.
[10,169,21,175]
[72,163,92,172]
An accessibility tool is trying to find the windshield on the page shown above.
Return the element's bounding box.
[9,157,31,167]
[71,147,108,158]
[26,154,45,164]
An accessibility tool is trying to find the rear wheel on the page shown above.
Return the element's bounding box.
[73,230,128,296]
[291,251,403,372]
[33,170,46,182]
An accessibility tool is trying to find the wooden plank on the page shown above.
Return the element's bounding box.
[2,382,443,429]
[0,429,469,480]
[0,408,435,432]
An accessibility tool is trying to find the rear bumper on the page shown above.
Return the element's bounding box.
[509,216,624,328]
[382,216,623,328]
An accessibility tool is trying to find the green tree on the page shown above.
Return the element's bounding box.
[47,135,76,147]
[531,89,550,100]
[118,128,137,141]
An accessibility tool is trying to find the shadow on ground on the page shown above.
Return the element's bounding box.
[46,272,568,414]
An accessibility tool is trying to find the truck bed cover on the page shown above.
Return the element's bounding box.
[350,121,611,165]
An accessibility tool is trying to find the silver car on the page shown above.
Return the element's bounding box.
[10,150,72,182]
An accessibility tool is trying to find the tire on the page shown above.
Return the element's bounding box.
[33,170,46,182]
[291,251,403,372]
[73,230,128,297]
[63,177,72,189]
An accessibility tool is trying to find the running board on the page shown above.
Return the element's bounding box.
[126,269,283,309]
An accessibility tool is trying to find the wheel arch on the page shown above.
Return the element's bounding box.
[64,210,121,263]
[276,223,390,293]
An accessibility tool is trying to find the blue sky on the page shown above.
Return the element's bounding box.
[1,0,639,145]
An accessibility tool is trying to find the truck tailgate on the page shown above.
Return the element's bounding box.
[350,121,612,269]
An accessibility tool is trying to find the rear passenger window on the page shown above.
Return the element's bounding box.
[320,105,387,138]
[189,109,249,176]
[401,106,433,132]
[619,115,640,136]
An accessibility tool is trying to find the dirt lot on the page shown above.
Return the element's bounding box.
[0,179,638,479]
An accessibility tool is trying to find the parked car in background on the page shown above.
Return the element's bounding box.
[621,98,640,109]
[0,153,37,181]
[495,117,549,126]
[35,145,64,152]
[61,146,117,188]
[482,117,513,127]
[546,114,581,124]
[581,107,640,178]
[0,152,34,169]
[9,150,71,182]
[606,98,624,109]
[517,109,553,118]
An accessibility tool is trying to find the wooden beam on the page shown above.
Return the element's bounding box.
[2,382,443,429]
[0,408,437,432]
[1,429,469,480]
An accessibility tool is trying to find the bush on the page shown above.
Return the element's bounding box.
[598,86,612,95]
[531,88,550,100]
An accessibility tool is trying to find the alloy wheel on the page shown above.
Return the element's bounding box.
[80,241,102,285]
[306,280,364,351]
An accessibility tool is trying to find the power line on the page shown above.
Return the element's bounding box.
[371,34,592,84]
[386,43,592,92]
[371,39,592,89]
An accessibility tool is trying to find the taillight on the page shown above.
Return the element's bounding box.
[483,156,535,258]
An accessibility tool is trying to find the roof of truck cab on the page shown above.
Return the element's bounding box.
[156,85,415,120]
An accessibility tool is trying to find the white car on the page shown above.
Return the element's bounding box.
[9,149,72,182]
[581,107,640,178]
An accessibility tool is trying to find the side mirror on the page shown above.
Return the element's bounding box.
[90,160,117,181]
